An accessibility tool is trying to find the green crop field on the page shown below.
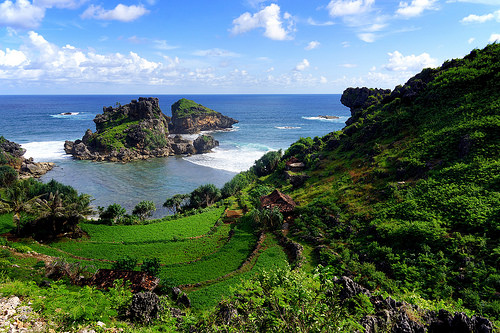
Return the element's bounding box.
[51,223,231,264]
[159,217,258,286]
[188,234,289,309]
[81,207,224,243]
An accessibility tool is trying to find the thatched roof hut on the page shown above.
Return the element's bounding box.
[260,189,297,213]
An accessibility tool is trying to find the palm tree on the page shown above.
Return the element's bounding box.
[0,181,40,234]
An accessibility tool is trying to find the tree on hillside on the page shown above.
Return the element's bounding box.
[0,181,39,234]
[132,200,156,221]
[189,184,221,209]
[163,194,189,214]
[252,150,282,177]
[99,203,127,225]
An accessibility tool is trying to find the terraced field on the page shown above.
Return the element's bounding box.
[1,206,293,311]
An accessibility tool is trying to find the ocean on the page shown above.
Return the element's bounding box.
[0,95,350,217]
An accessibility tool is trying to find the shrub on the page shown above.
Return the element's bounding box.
[98,203,126,225]
[251,150,282,177]
[188,184,221,209]
[0,165,17,188]
[141,258,161,277]
[112,255,137,271]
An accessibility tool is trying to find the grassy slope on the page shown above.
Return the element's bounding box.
[171,98,218,118]
[268,44,499,319]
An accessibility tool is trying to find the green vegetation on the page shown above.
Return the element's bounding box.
[89,120,139,151]
[132,200,156,221]
[171,98,218,118]
[0,44,498,331]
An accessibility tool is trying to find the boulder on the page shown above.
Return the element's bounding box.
[193,135,219,153]
[127,292,162,323]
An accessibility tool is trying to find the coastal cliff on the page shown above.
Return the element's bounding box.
[64,97,233,162]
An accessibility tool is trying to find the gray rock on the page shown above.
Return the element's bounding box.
[127,292,161,323]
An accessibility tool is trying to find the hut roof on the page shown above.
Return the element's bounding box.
[88,269,159,293]
[260,189,297,213]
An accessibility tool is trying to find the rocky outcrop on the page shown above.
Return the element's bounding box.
[127,292,162,323]
[170,98,238,134]
[0,137,54,179]
[331,276,494,333]
[65,97,223,162]
[341,87,391,127]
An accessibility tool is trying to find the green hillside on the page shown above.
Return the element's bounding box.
[0,44,498,331]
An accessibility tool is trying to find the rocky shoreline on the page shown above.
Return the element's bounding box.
[64,97,237,162]
[0,137,54,179]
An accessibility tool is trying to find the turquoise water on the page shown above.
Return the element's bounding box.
[0,95,349,216]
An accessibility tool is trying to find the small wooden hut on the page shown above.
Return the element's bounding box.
[260,190,297,215]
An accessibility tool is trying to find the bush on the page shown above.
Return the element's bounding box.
[251,150,282,177]
[188,184,221,209]
[0,165,17,188]
[112,255,138,271]
[98,203,126,225]
[141,258,161,277]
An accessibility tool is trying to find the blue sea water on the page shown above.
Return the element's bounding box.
[0,95,350,216]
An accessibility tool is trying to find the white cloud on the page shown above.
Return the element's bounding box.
[358,32,376,42]
[468,37,475,44]
[305,41,320,50]
[307,18,335,26]
[384,50,438,72]
[81,4,149,22]
[193,48,240,57]
[294,58,310,71]
[231,3,294,40]
[396,0,439,18]
[153,40,178,50]
[341,63,357,68]
[33,0,86,9]
[0,0,45,29]
[320,76,328,84]
[0,48,29,66]
[461,10,500,24]
[327,0,374,17]
[489,33,500,42]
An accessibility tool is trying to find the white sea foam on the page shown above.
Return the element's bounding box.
[50,113,93,120]
[184,143,272,173]
[22,141,69,161]
[275,126,301,130]
[302,116,347,123]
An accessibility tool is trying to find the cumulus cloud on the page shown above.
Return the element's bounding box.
[489,33,500,42]
[0,0,45,29]
[327,0,375,17]
[396,0,438,18]
[294,59,310,71]
[383,51,438,72]
[0,48,29,66]
[305,41,320,50]
[81,3,149,22]
[460,10,500,24]
[341,63,357,68]
[468,37,475,44]
[231,3,294,40]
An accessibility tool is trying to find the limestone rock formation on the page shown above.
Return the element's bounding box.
[65,97,226,162]
[170,98,238,134]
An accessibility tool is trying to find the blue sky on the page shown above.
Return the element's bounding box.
[0,0,498,94]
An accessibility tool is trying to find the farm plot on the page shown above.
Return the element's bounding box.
[188,235,289,309]
[81,207,224,243]
[50,223,231,264]
[159,217,258,286]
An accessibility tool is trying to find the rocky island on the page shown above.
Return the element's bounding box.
[64,97,237,162]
